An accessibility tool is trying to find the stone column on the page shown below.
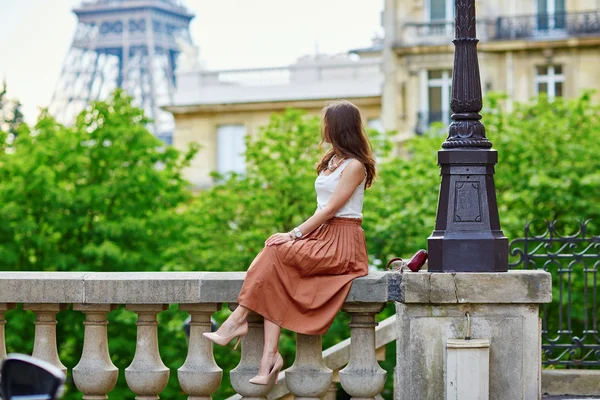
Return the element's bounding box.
[125,304,170,400]
[339,303,387,399]
[178,304,222,400]
[24,303,67,374]
[0,304,15,361]
[395,271,552,400]
[285,334,332,399]
[230,308,270,400]
[72,304,119,400]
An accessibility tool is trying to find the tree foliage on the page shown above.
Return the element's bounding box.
[0,90,198,272]
[0,81,24,136]
[0,90,598,398]
[363,92,600,265]
[0,90,199,399]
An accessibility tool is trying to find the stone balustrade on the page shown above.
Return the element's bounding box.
[0,271,400,399]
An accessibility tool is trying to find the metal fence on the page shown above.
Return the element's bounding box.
[400,10,600,47]
[509,219,600,367]
[494,10,600,41]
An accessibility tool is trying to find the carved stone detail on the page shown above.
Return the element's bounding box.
[285,334,332,399]
[229,307,271,399]
[125,304,170,400]
[24,303,67,375]
[178,304,223,400]
[339,303,387,399]
[73,304,119,400]
[0,304,15,361]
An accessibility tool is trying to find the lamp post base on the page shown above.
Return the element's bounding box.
[427,149,508,273]
[428,231,508,272]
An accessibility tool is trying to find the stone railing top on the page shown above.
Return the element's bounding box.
[0,271,401,305]
[399,270,552,304]
[0,270,551,305]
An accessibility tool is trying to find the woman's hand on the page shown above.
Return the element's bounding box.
[265,232,294,247]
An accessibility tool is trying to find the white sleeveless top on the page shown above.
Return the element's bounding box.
[315,158,366,219]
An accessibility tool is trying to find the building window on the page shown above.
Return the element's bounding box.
[216,124,246,175]
[537,0,566,31]
[417,69,452,134]
[535,65,564,100]
[428,0,454,21]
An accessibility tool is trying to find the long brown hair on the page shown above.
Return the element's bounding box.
[316,100,376,188]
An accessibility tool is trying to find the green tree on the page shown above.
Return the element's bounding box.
[0,81,24,136]
[1,91,598,398]
[0,90,199,399]
[0,90,198,272]
[363,92,600,265]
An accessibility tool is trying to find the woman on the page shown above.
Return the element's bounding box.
[203,100,376,386]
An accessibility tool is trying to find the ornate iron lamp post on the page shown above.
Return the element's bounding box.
[427,0,508,272]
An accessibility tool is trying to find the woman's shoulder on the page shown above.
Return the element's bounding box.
[341,159,366,179]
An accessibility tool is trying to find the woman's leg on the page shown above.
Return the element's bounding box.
[256,319,282,376]
[214,304,250,336]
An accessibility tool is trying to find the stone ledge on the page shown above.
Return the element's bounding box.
[0,271,401,304]
[542,370,600,396]
[399,270,552,304]
[85,272,207,304]
[0,272,89,303]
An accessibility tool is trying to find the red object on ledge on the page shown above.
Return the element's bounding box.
[386,250,428,273]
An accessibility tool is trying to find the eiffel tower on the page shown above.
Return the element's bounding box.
[50,0,195,144]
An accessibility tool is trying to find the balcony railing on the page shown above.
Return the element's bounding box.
[399,10,600,47]
[0,271,399,399]
[494,10,600,40]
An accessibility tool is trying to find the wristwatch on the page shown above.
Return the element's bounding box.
[293,227,303,240]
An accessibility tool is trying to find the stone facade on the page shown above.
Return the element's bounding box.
[394,270,552,400]
[166,0,600,188]
[382,0,600,141]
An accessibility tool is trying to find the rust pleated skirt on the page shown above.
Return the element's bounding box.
[237,217,369,335]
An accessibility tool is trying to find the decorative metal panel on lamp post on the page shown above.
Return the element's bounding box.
[427,0,508,272]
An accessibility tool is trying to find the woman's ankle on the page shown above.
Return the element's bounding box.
[262,349,280,359]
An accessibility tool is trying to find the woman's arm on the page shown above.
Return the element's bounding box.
[265,159,366,246]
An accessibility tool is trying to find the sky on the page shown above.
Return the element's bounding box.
[0,0,384,122]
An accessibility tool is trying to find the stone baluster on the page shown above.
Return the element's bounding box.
[229,307,271,399]
[24,303,67,374]
[125,305,170,400]
[0,304,15,361]
[285,334,332,399]
[178,304,223,399]
[73,304,119,399]
[323,382,338,400]
[339,303,387,399]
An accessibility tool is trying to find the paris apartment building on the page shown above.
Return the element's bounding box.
[167,0,600,188]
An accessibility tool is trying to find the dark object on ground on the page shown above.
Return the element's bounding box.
[1,354,65,400]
